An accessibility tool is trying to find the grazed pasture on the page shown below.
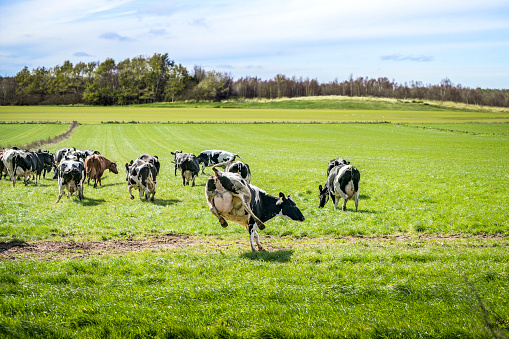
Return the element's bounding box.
[1,116,508,337]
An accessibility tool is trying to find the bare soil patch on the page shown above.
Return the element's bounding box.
[1,233,507,261]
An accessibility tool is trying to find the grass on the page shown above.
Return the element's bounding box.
[0,123,70,148]
[1,238,508,338]
[0,101,508,338]
[1,96,508,124]
[1,123,508,241]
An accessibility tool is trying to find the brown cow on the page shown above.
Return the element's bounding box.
[84,154,118,188]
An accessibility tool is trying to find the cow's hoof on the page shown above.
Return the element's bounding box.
[258,223,266,230]
[220,221,228,228]
[130,196,134,200]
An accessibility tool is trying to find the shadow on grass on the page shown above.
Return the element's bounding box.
[86,181,125,188]
[152,198,182,206]
[81,196,106,206]
[359,194,370,200]
[240,249,294,263]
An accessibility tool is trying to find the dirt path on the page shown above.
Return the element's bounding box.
[1,233,507,261]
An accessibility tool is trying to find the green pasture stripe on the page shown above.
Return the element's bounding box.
[0,124,69,148]
[1,123,507,243]
[1,106,508,123]
[0,238,508,338]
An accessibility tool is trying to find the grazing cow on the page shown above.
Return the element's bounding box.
[197,150,242,174]
[177,153,200,186]
[327,157,350,176]
[84,154,118,188]
[35,150,55,179]
[56,156,86,203]
[206,166,305,252]
[12,151,43,186]
[319,164,360,211]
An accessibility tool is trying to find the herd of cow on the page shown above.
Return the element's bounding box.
[0,147,360,251]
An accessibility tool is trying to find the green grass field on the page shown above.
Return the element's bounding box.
[0,99,508,338]
[0,123,70,149]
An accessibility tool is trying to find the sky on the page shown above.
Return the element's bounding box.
[1,0,508,89]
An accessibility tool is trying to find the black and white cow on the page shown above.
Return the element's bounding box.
[125,155,158,201]
[319,164,360,211]
[56,156,85,202]
[175,153,200,186]
[171,150,184,176]
[138,154,160,175]
[53,147,76,179]
[206,166,305,252]
[12,151,43,186]
[197,150,241,174]
[35,150,55,179]
[2,148,21,185]
[214,160,251,183]
[327,157,350,176]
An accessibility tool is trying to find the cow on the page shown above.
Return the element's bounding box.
[214,160,252,183]
[56,156,86,203]
[2,148,21,185]
[138,154,160,175]
[52,147,76,179]
[171,150,184,176]
[197,150,242,174]
[84,154,118,188]
[0,151,6,180]
[12,151,43,186]
[319,164,360,211]
[176,153,200,186]
[327,157,350,176]
[35,150,54,179]
[205,166,305,252]
[125,154,159,201]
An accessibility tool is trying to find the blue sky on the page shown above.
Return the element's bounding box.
[1,0,508,89]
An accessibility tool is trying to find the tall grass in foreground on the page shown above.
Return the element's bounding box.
[1,238,508,338]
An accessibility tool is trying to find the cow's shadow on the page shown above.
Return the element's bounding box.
[80,197,106,206]
[240,249,294,263]
[88,182,124,188]
[151,198,182,206]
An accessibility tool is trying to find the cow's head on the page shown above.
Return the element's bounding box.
[109,161,118,174]
[277,192,305,222]
[318,184,329,208]
[125,162,132,181]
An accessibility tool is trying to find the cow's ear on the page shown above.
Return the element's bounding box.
[319,185,323,191]
[171,152,175,155]
[279,192,285,200]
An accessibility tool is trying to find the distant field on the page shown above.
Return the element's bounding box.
[0,123,69,148]
[1,96,508,124]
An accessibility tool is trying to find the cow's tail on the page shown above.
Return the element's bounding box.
[234,154,243,162]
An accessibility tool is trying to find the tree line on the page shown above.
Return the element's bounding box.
[1,53,508,107]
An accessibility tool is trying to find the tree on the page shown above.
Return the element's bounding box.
[165,63,190,102]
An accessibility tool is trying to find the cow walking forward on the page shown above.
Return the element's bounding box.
[56,156,86,203]
[85,154,118,188]
[125,155,158,201]
[319,164,360,211]
[206,166,305,251]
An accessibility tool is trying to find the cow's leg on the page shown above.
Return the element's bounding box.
[192,174,196,187]
[56,184,65,203]
[207,199,228,227]
[354,191,359,211]
[237,193,266,230]
[128,185,135,199]
[342,198,348,211]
